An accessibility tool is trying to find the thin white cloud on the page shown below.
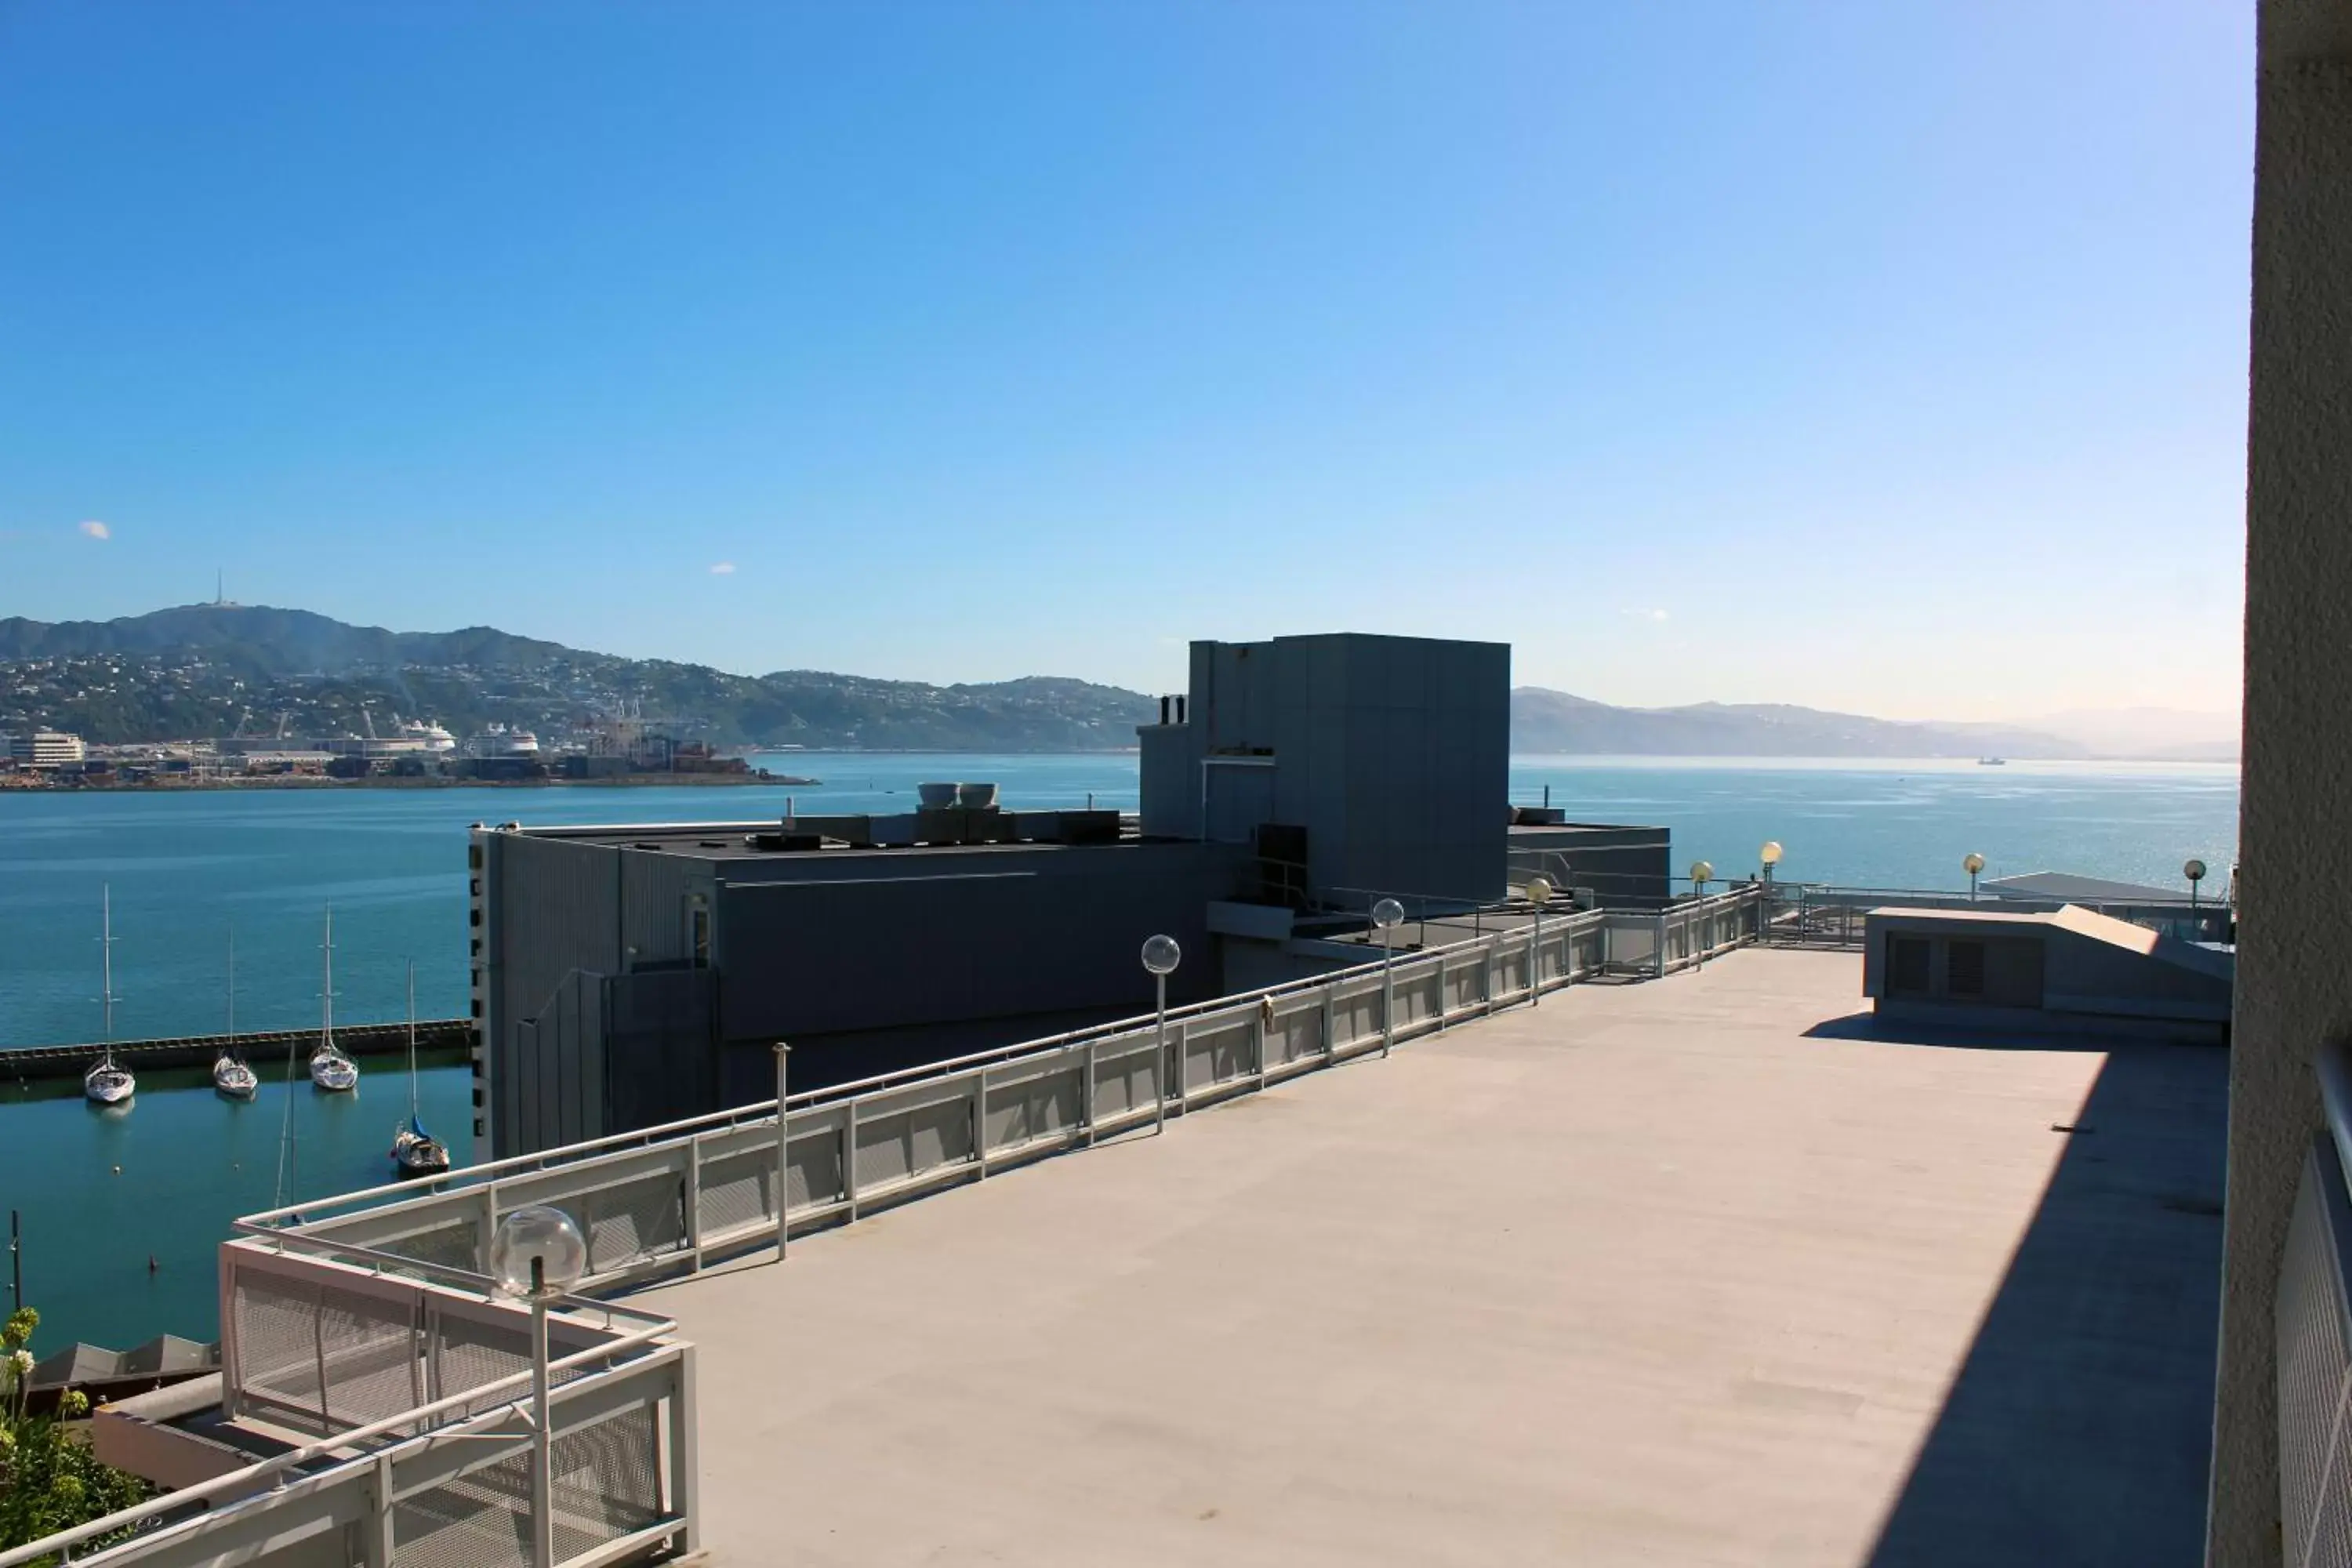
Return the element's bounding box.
[78,520,111,540]
[709,561,735,575]
[1618,606,1667,622]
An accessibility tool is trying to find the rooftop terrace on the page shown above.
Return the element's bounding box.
[637,947,2227,1566]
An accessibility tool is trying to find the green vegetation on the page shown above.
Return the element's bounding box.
[0,1308,152,1558]
[0,604,1157,750]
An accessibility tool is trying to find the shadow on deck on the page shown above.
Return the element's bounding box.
[1803,1011,2227,1568]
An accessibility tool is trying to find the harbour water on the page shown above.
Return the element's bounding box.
[0,753,2238,1352]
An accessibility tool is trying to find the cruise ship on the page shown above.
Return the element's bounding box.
[464,724,540,759]
[397,718,457,753]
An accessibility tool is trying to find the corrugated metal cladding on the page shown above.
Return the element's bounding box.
[616,845,709,967]
[489,833,622,1156]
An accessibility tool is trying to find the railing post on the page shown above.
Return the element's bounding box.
[974,1068,989,1178]
[1529,911,1541,1005]
[364,1452,396,1568]
[844,1098,860,1222]
[479,1181,501,1278]
[684,1131,702,1272]
[1322,984,1336,1063]
[1482,940,1495,1014]
[774,1044,790,1258]
[1085,1036,1099,1148]
[670,1344,700,1555]
[1656,912,1668,979]
[529,1298,554,1568]
[1156,972,1171,1134]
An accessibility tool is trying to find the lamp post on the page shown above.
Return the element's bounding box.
[1963,851,1985,902]
[490,1206,589,1568]
[1373,898,1405,1054]
[2186,858,2208,915]
[1759,840,1782,885]
[1758,841,1784,942]
[1689,862,1714,967]
[1142,935,1181,1131]
[1524,877,1552,1004]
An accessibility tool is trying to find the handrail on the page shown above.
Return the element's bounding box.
[239,902,1632,1229]
[222,1229,675,1338]
[246,890,1756,1235]
[0,1322,683,1568]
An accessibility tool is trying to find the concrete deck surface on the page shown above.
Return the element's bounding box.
[640,949,2227,1567]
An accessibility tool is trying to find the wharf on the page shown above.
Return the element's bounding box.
[0,1018,470,1085]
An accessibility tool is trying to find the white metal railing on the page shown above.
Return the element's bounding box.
[242,887,1768,1295]
[10,885,1768,1568]
[2278,1040,2352,1568]
[2,1244,694,1568]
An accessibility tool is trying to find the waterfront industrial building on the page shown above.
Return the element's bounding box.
[466,633,1677,1158]
[2,727,87,768]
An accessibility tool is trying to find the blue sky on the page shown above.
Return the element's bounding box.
[0,3,2252,720]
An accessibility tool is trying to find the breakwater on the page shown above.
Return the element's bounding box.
[2,1019,470,1088]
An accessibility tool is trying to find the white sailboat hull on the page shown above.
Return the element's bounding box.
[85,1062,135,1105]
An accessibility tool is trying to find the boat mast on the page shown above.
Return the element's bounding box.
[227,927,237,1052]
[406,960,419,1121]
[321,906,336,1053]
[99,884,119,1064]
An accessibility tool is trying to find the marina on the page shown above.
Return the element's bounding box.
[0,717,2241,1356]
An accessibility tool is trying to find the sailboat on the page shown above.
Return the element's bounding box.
[83,885,136,1108]
[309,908,358,1092]
[212,930,258,1101]
[390,961,450,1179]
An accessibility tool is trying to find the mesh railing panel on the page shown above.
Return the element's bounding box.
[1443,958,1483,1014]
[317,1287,424,1433]
[381,1218,482,1276]
[700,1146,779,1237]
[1393,968,1440,1028]
[1329,988,1380,1052]
[985,1065,1081,1150]
[1183,1018,1254,1093]
[1271,1004,1324,1065]
[855,1094,975,1190]
[2279,1141,2352,1568]
[232,1271,328,1427]
[429,1311,533,1422]
[786,1126,843,1212]
[391,1403,662,1568]
[1087,1036,1156,1120]
[575,1171,688,1276]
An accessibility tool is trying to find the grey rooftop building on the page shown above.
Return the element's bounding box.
[467,632,1651,1159]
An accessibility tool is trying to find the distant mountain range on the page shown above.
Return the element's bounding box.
[0,605,2238,760]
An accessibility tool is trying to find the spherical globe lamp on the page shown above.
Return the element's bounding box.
[490,1206,586,1301]
[1759,841,1783,868]
[1141,935,1181,976]
[1525,877,1554,907]
[1371,898,1406,931]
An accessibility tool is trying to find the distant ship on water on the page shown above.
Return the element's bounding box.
[464,725,540,759]
[398,718,457,753]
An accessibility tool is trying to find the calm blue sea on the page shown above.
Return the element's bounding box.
[0,753,2238,1354]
